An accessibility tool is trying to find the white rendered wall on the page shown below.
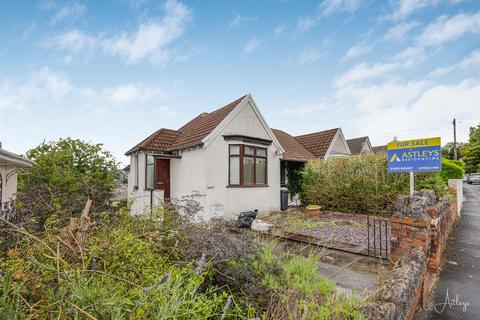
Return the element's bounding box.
[0,165,17,204]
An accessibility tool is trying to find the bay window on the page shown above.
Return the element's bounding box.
[229,144,268,186]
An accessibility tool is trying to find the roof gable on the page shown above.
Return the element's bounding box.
[294,128,339,159]
[346,136,372,155]
[126,95,246,155]
[272,129,314,162]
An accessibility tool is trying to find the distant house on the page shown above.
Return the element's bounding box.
[294,128,351,159]
[346,136,373,155]
[126,94,284,219]
[0,144,34,215]
[372,145,387,153]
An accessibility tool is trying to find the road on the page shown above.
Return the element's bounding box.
[416,183,480,319]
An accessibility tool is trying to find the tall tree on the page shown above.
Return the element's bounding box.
[17,138,119,228]
[461,125,480,173]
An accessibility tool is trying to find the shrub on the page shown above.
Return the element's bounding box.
[301,153,446,214]
[440,159,465,183]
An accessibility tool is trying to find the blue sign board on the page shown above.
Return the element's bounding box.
[387,137,442,173]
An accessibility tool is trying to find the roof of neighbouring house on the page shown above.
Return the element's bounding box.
[0,147,34,168]
[294,128,339,159]
[126,95,246,155]
[346,136,371,155]
[372,145,387,153]
[272,129,315,162]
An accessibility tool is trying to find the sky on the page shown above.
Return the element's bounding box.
[1,0,480,165]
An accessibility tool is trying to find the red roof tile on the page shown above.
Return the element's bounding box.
[294,128,339,159]
[272,129,314,162]
[126,95,246,154]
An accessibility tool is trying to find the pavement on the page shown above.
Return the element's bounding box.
[415,183,480,319]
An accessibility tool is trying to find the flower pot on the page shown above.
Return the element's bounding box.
[307,206,321,218]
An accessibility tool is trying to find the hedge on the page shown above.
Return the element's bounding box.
[440,159,465,183]
[300,153,446,214]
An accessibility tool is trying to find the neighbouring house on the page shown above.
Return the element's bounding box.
[346,136,373,155]
[0,143,34,215]
[294,128,351,159]
[126,94,285,219]
[372,145,387,153]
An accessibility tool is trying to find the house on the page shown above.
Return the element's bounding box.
[346,136,373,155]
[0,143,34,215]
[126,94,284,219]
[294,128,351,159]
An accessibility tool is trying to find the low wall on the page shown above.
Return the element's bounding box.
[361,250,427,320]
[364,189,459,320]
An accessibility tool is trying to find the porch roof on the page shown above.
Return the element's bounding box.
[272,129,315,162]
[0,148,34,168]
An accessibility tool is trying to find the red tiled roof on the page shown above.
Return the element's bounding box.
[294,128,339,159]
[272,129,314,162]
[346,136,369,155]
[172,95,246,150]
[126,128,181,154]
[126,95,246,154]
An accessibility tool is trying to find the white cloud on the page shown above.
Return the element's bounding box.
[40,0,86,25]
[227,14,256,30]
[341,43,372,61]
[391,0,437,20]
[418,11,480,47]
[0,67,72,110]
[335,62,397,88]
[348,79,480,144]
[22,22,37,40]
[0,67,175,115]
[319,0,360,17]
[384,21,419,41]
[297,0,360,32]
[243,37,261,53]
[296,49,325,65]
[429,49,480,77]
[45,0,191,66]
[393,46,426,66]
[104,0,191,65]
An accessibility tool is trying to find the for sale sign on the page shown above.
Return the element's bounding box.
[387,137,442,173]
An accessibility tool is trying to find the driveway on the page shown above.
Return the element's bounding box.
[416,183,480,319]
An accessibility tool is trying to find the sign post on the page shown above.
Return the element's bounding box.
[387,137,442,194]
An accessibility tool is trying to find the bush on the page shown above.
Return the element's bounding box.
[440,159,465,183]
[301,153,446,214]
[17,138,119,229]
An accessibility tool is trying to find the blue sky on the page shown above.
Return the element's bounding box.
[1,0,480,164]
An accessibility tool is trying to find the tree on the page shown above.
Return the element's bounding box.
[442,142,463,160]
[17,138,119,228]
[461,125,480,174]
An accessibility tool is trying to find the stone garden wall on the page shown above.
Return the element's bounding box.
[363,188,459,320]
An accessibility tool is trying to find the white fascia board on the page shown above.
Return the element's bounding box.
[201,94,285,154]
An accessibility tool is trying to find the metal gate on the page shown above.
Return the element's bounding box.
[367,215,390,260]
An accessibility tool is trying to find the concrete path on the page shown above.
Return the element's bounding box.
[416,183,480,319]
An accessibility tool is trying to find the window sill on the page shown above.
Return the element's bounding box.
[227,184,270,188]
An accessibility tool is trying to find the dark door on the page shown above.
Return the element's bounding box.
[156,159,170,199]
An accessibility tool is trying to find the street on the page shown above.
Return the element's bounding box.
[416,183,480,319]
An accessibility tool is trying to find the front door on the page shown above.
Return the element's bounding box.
[156,159,170,199]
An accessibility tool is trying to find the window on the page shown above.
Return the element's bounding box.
[145,155,155,189]
[229,144,268,186]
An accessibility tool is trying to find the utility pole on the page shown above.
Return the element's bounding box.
[453,118,458,160]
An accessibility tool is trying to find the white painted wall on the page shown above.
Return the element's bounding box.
[127,100,282,220]
[0,165,18,205]
[448,179,463,215]
[326,133,350,158]
[127,152,164,214]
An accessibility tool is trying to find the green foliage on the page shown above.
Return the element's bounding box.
[460,124,480,173]
[442,142,463,160]
[440,159,465,183]
[0,210,243,319]
[301,153,446,214]
[287,166,304,195]
[17,138,119,228]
